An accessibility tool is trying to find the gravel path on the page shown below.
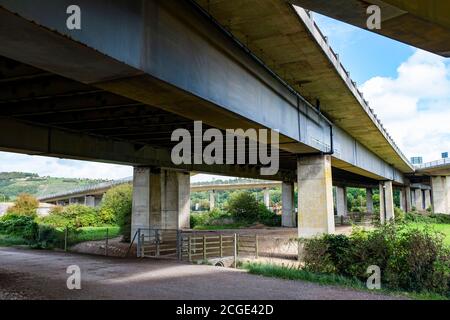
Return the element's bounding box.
[0,247,406,300]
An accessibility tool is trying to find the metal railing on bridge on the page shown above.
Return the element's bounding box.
[415,158,450,169]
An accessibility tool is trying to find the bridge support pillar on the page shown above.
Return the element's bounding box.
[282,182,295,227]
[398,189,405,211]
[297,155,334,237]
[263,188,270,208]
[424,190,432,211]
[209,190,216,210]
[405,186,412,212]
[414,188,424,212]
[379,181,394,223]
[84,195,96,207]
[431,176,450,214]
[366,188,374,213]
[131,167,190,238]
[336,186,347,216]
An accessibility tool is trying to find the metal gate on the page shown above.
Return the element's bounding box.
[135,228,259,264]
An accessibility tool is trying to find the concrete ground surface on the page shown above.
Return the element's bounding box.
[0,247,406,300]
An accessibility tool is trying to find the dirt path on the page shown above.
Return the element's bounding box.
[0,247,406,300]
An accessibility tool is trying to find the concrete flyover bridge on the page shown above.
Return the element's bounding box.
[408,159,450,214]
[288,0,450,57]
[0,0,439,240]
[39,178,282,210]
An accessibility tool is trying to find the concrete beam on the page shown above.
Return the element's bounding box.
[0,117,293,181]
[281,182,296,227]
[298,155,334,237]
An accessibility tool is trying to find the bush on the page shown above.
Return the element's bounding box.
[35,224,65,249]
[6,193,39,217]
[225,191,280,226]
[39,204,101,228]
[0,214,38,242]
[405,212,450,224]
[190,208,232,228]
[226,191,260,221]
[394,207,406,222]
[100,184,132,242]
[301,223,450,296]
[257,204,281,226]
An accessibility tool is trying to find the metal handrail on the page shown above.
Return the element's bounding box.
[415,158,450,169]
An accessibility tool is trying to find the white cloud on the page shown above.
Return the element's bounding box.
[360,50,450,162]
[0,151,233,182]
[0,152,133,180]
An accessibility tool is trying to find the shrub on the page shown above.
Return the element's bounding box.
[6,193,39,217]
[35,224,65,249]
[100,184,132,242]
[405,212,450,224]
[394,207,406,222]
[257,204,280,226]
[226,191,260,221]
[190,208,232,228]
[0,214,38,242]
[39,204,100,228]
[301,223,450,296]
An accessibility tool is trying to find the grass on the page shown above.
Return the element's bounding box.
[56,226,121,243]
[240,262,449,300]
[405,222,450,246]
[242,262,366,289]
[0,233,27,247]
[1,226,121,248]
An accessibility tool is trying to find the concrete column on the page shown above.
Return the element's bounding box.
[379,181,395,223]
[405,186,412,212]
[297,155,334,237]
[131,167,191,238]
[414,188,423,211]
[131,167,152,237]
[263,188,270,208]
[431,176,450,214]
[209,190,216,210]
[424,189,432,210]
[160,170,190,229]
[399,189,405,211]
[281,182,295,227]
[84,195,96,207]
[366,188,374,213]
[335,186,347,216]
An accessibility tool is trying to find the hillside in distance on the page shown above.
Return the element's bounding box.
[0,172,109,201]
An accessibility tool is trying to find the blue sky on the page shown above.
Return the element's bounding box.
[0,12,449,181]
[312,13,416,84]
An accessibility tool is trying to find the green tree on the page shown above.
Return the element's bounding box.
[100,184,132,242]
[226,191,260,221]
[6,193,39,217]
